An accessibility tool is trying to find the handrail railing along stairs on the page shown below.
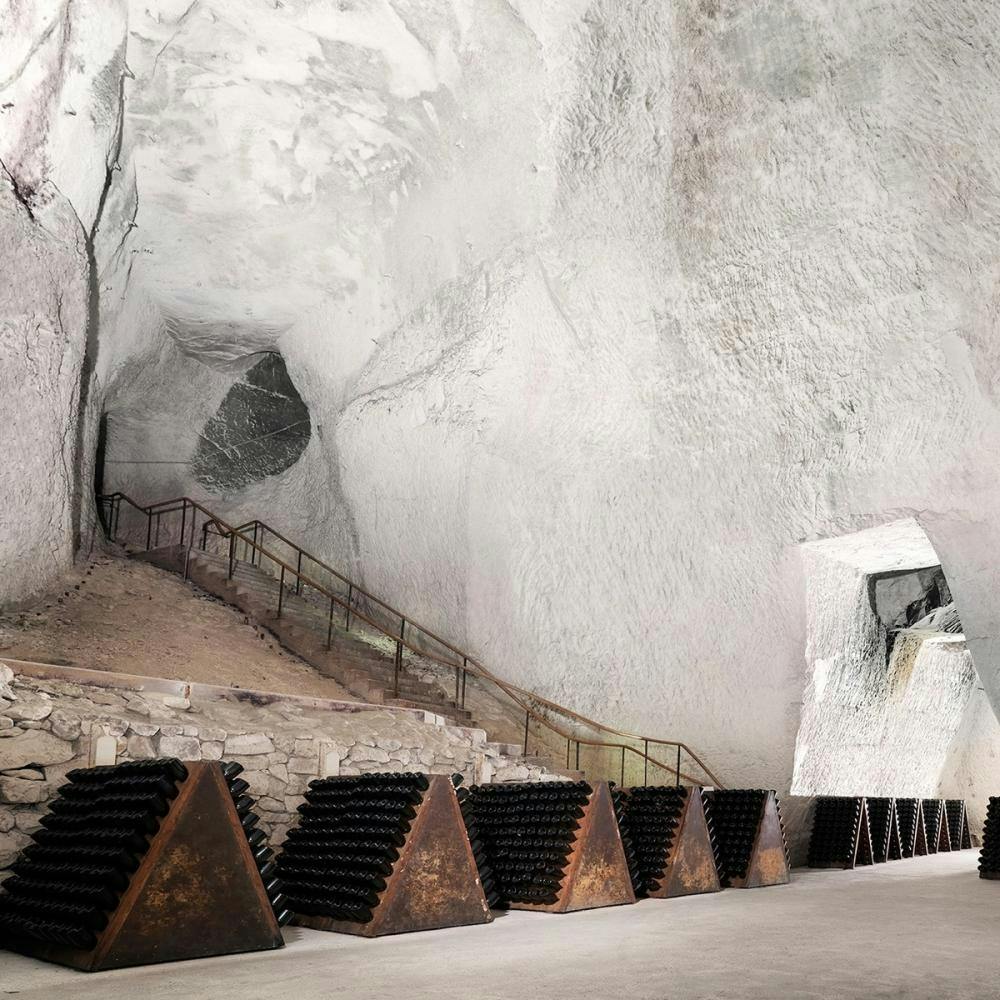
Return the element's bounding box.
[97,492,722,789]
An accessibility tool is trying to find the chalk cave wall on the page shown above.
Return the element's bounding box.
[6,2,1000,806]
[0,2,129,605]
[793,520,1000,837]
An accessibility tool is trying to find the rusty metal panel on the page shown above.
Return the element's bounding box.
[3,762,283,971]
[97,763,283,968]
[292,776,492,937]
[511,782,635,914]
[738,791,791,889]
[647,788,721,898]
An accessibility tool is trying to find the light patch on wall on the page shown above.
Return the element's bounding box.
[813,657,831,703]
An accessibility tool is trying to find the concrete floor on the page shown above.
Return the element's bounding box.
[1,852,996,1000]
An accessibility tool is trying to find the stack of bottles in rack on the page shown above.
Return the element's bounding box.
[0,759,188,949]
[609,784,642,892]
[703,789,785,885]
[945,800,970,850]
[806,797,866,867]
[619,786,689,896]
[864,798,894,862]
[459,781,593,906]
[276,772,430,922]
[922,799,945,849]
[220,761,290,925]
[455,780,499,908]
[978,798,1000,878]
[894,799,920,854]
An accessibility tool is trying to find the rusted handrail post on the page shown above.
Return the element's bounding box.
[523,709,529,754]
[393,641,402,697]
[675,745,681,787]
[228,532,235,579]
[345,584,352,630]
[644,739,649,787]
[295,550,303,595]
[277,566,285,618]
[179,500,187,547]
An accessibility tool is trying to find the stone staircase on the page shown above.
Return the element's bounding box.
[138,544,581,781]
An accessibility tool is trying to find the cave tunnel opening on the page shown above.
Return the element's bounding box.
[792,519,980,800]
[192,351,311,493]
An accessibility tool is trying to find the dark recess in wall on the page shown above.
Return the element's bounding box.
[868,566,958,663]
[192,353,311,492]
[94,413,109,497]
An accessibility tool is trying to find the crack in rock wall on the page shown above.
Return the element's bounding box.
[0,1,129,605]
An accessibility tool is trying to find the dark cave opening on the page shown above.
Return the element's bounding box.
[191,352,311,492]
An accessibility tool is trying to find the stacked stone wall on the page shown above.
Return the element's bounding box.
[0,662,555,875]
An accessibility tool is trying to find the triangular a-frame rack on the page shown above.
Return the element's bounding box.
[286,775,492,936]
[705,789,791,888]
[646,787,721,897]
[620,786,721,898]
[885,800,904,860]
[913,801,929,856]
[921,799,948,854]
[808,795,874,868]
[855,799,875,867]
[894,798,927,858]
[865,797,898,864]
[807,797,873,870]
[946,799,972,850]
[935,800,953,852]
[509,782,636,912]
[0,761,283,971]
[979,797,1000,878]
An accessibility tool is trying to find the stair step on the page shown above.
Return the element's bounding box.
[385,697,473,720]
[165,546,565,779]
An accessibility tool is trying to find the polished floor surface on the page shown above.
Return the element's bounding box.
[1,852,995,999]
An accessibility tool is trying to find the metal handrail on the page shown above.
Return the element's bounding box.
[209,514,722,777]
[97,492,722,787]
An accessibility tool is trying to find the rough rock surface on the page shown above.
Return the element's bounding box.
[0,662,558,874]
[794,520,1000,809]
[5,2,1000,802]
[0,1,129,604]
[0,555,353,699]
